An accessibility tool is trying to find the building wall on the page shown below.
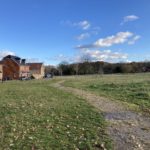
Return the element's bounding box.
[41,65,45,77]
[0,65,3,80]
[3,58,20,80]
[30,64,45,79]
[20,65,30,72]
[20,65,30,78]
[1,57,45,80]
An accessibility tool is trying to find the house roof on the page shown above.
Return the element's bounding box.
[3,55,27,65]
[27,63,43,70]
[3,55,21,61]
[2,55,44,68]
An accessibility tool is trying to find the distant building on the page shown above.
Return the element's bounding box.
[27,63,45,79]
[0,61,3,80]
[2,55,30,80]
[0,55,45,80]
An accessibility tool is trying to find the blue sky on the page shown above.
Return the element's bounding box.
[0,0,150,65]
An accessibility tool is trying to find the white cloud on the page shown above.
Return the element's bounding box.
[0,50,15,60]
[77,31,134,49]
[61,20,101,41]
[61,20,91,30]
[74,20,91,30]
[75,49,128,62]
[121,15,139,25]
[51,49,128,64]
[124,15,139,22]
[128,35,141,45]
[94,31,133,47]
[76,27,101,41]
[76,33,90,40]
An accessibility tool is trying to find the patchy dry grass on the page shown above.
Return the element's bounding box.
[63,73,150,114]
[0,80,112,149]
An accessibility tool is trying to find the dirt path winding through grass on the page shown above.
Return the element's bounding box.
[52,80,150,150]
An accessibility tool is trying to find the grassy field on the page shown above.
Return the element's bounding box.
[0,80,112,150]
[1,73,149,149]
[63,73,150,115]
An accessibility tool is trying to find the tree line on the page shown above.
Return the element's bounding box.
[45,61,150,76]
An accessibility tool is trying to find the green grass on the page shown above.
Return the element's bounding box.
[0,80,112,150]
[63,73,150,115]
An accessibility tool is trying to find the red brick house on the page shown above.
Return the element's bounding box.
[0,61,3,80]
[2,55,30,80]
[0,55,45,80]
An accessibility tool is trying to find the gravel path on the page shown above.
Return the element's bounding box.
[52,81,150,150]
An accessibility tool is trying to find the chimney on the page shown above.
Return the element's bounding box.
[21,59,26,64]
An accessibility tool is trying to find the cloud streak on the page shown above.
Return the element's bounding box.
[61,20,91,30]
[75,49,128,62]
[128,35,141,45]
[76,31,135,49]
[74,20,91,30]
[94,31,133,47]
[121,15,139,25]
[52,49,128,64]
[76,33,90,40]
